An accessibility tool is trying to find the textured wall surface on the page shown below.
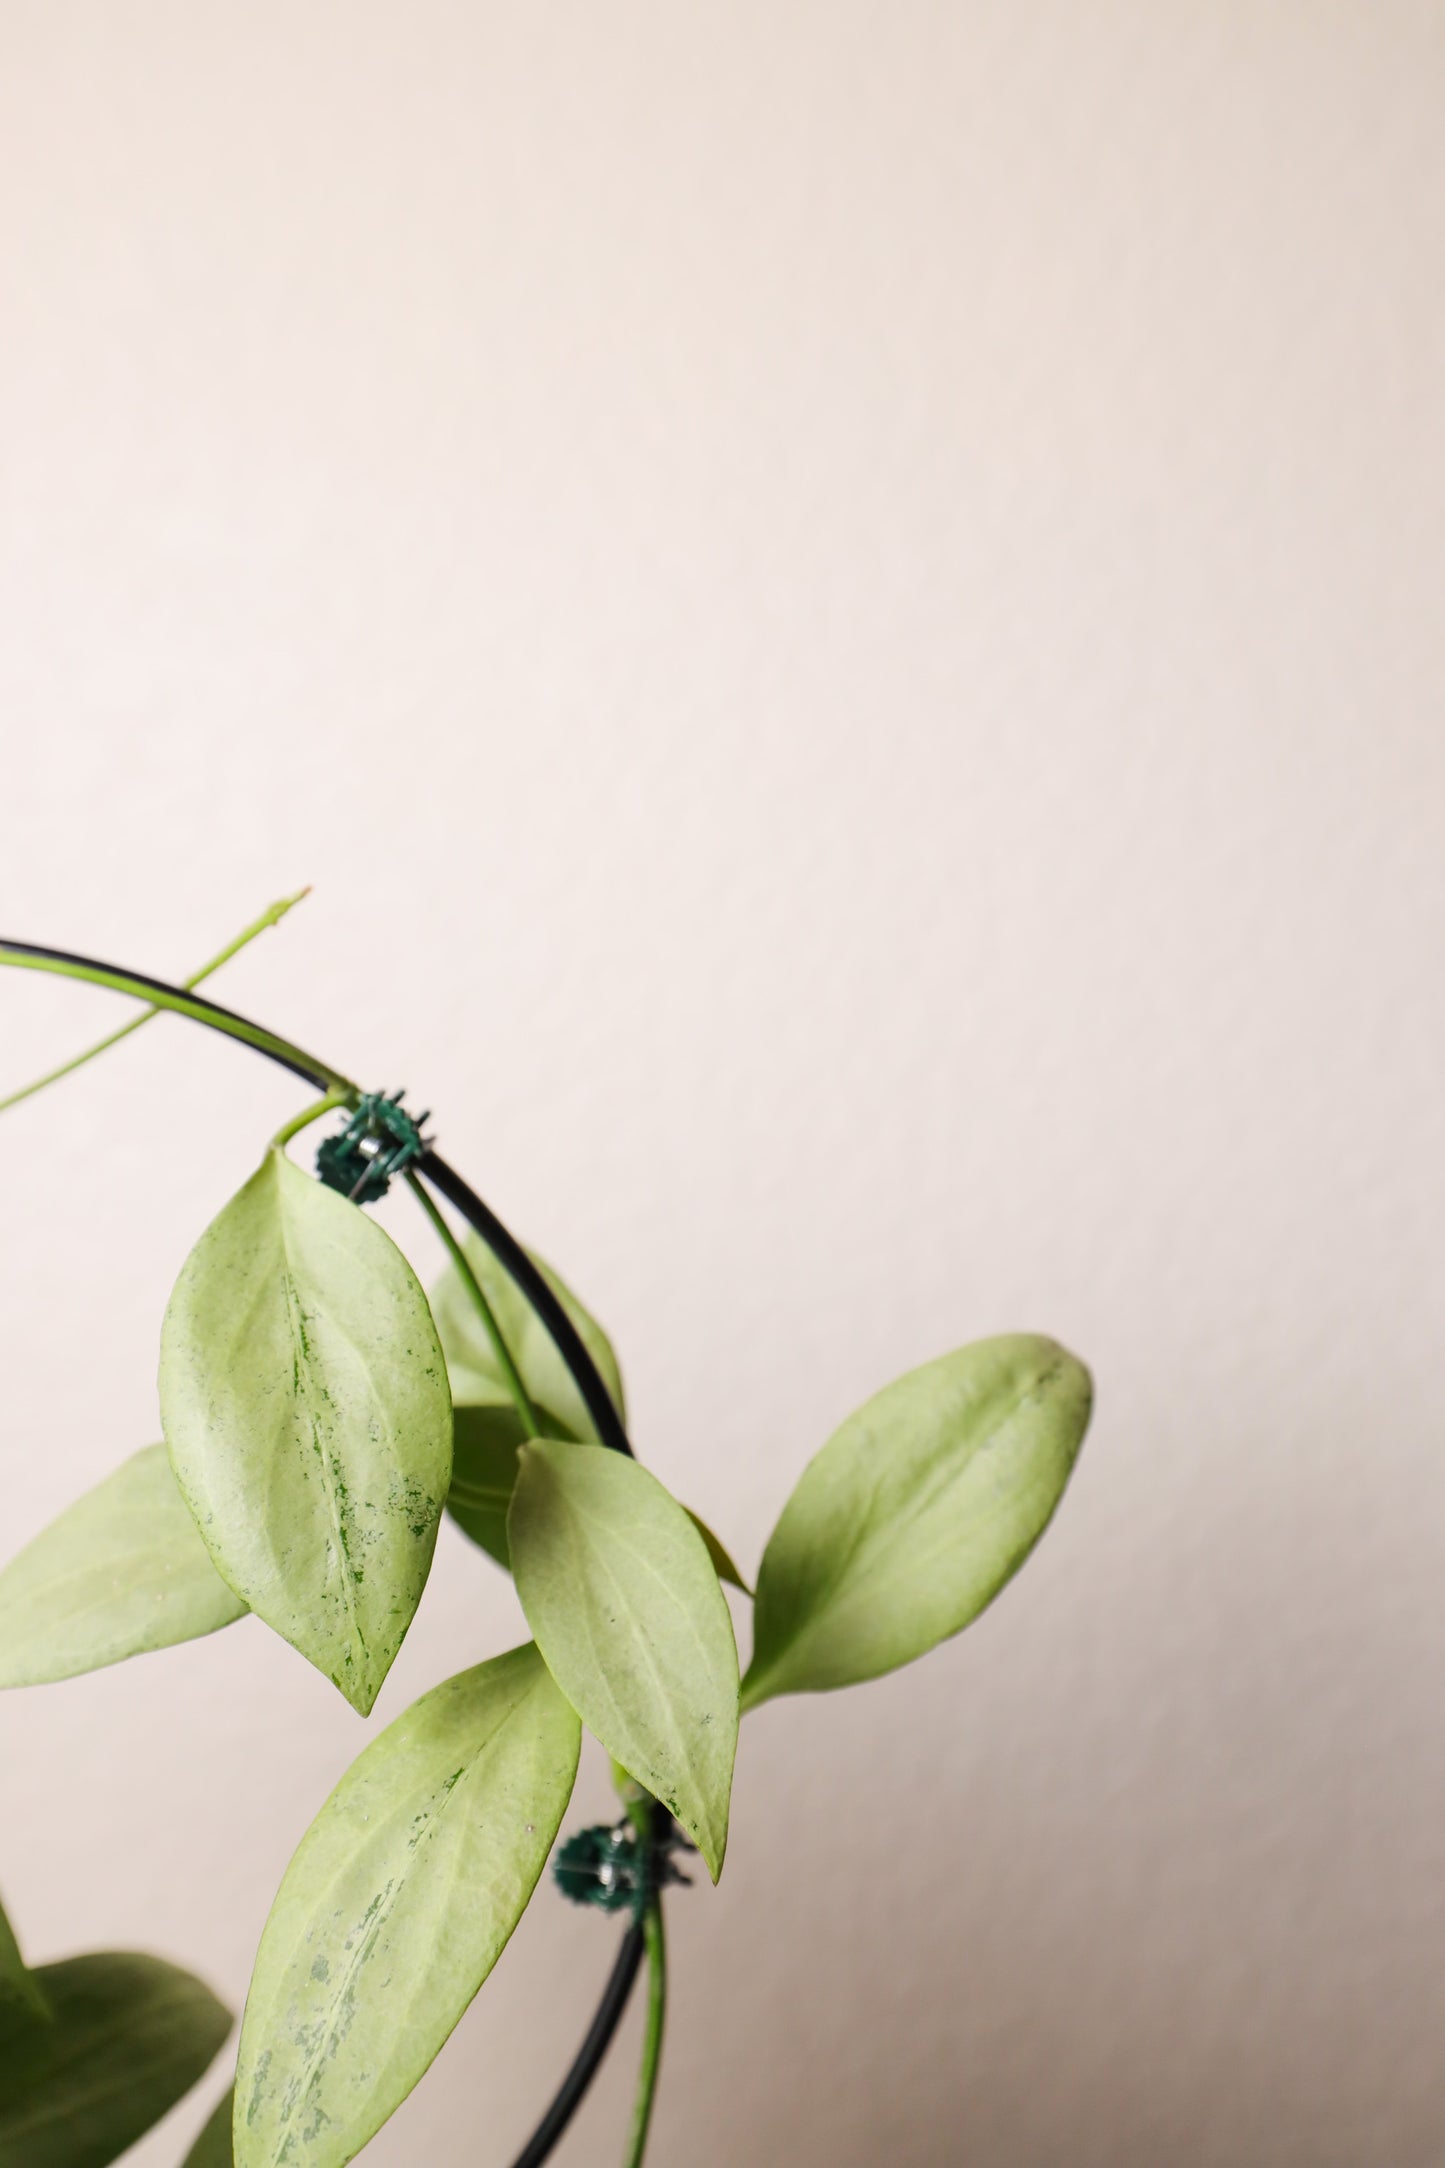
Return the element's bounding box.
[2,6,1443,2162]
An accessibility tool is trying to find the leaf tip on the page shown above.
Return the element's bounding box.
[696,1816,727,1884]
[336,1667,382,1718]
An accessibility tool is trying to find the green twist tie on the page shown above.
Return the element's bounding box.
[552,1819,694,1919]
[316,1090,430,1203]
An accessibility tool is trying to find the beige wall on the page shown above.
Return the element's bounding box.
[3,5,1444,2161]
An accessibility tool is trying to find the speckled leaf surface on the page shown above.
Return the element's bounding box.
[234,1645,579,2168]
[508,1443,739,1880]
[0,1951,230,2168]
[0,1446,246,1689]
[742,1335,1092,1709]
[159,1150,452,1715]
[430,1235,625,1441]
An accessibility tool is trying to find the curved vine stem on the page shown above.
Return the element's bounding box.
[624,1902,667,2167]
[0,939,356,1096]
[271,1090,349,1152]
[508,1925,647,2168]
[0,892,311,1114]
[0,936,629,1450]
[412,1152,630,1457]
[402,1169,541,1437]
[0,931,646,2161]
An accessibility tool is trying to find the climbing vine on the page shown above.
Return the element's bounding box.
[0,903,1092,2167]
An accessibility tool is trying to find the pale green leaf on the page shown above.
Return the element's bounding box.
[508,1444,739,1879]
[235,1644,580,2168]
[159,1151,453,1715]
[686,1511,751,1596]
[182,2085,233,2166]
[446,1406,745,1592]
[0,1895,48,2025]
[0,1448,246,1690]
[430,1236,625,1441]
[0,1951,230,2167]
[742,1334,1092,1709]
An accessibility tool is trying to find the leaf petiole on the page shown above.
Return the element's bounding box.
[270,1089,349,1152]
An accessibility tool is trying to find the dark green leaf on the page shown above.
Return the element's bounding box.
[182,2085,233,2166]
[0,1448,246,1690]
[430,1237,625,1441]
[0,1896,47,2025]
[446,1399,574,1568]
[742,1335,1092,1709]
[0,1951,230,2168]
[508,1444,739,1879]
[159,1151,453,1715]
[235,1644,580,2168]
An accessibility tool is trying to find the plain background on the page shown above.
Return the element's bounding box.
[2,5,1443,2162]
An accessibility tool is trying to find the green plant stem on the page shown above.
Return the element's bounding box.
[617,1788,669,2168]
[0,891,312,1114]
[1,931,654,2158]
[0,940,634,1453]
[271,1090,349,1151]
[624,1892,667,2168]
[0,942,358,1098]
[416,1158,631,1459]
[402,1170,542,1437]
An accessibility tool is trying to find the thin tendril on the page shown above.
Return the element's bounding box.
[0,891,311,1114]
[0,941,631,1457]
